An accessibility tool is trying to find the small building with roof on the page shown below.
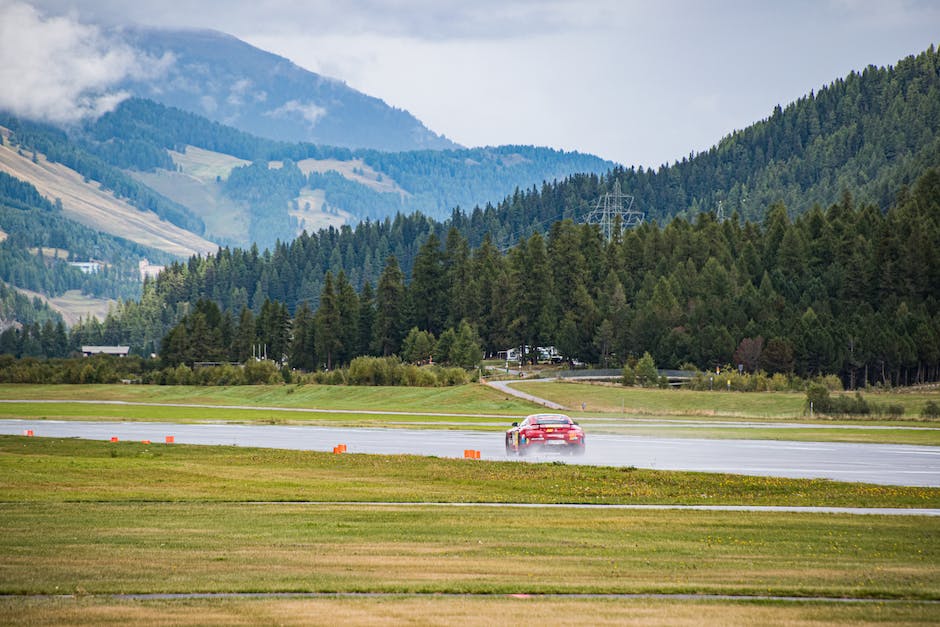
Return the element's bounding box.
[81,345,130,357]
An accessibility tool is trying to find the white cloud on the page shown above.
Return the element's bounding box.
[266,100,327,128]
[19,1,940,166]
[30,0,619,40]
[0,1,172,124]
[199,95,218,114]
[226,78,251,106]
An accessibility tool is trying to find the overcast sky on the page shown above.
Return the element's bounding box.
[9,0,940,167]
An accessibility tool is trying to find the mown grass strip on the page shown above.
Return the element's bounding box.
[582,424,940,446]
[2,436,937,507]
[3,595,938,626]
[0,401,504,429]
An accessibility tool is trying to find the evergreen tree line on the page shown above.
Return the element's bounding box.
[0,170,57,211]
[158,284,483,374]
[57,168,940,389]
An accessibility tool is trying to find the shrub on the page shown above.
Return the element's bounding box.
[622,365,635,386]
[805,383,831,414]
[922,401,940,419]
[325,369,347,385]
[884,403,905,418]
[817,374,844,391]
[348,356,405,385]
[242,359,280,385]
[438,367,470,386]
[769,373,794,391]
[830,392,869,415]
[402,364,436,387]
[634,352,658,387]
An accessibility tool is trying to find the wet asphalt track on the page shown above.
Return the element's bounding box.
[3,419,939,487]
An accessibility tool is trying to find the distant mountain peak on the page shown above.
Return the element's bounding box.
[119,26,461,152]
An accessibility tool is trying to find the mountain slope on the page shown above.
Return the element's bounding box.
[0,130,216,258]
[81,98,617,248]
[121,28,460,152]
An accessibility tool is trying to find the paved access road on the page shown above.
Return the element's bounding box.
[3,419,939,487]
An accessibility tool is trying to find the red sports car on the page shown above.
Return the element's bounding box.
[505,413,585,456]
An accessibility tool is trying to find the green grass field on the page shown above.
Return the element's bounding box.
[520,381,808,417]
[0,436,938,624]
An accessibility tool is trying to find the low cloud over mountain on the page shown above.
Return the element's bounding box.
[0,1,171,124]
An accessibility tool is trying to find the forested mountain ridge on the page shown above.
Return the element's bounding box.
[121,27,459,153]
[470,45,940,243]
[70,46,940,388]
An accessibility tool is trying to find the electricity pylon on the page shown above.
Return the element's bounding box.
[584,180,645,241]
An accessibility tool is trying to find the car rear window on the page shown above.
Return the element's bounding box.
[535,418,571,425]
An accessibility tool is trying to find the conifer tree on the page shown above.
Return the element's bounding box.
[373,256,405,356]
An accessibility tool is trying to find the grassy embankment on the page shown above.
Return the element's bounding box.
[0,383,529,415]
[513,381,940,445]
[0,436,938,623]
